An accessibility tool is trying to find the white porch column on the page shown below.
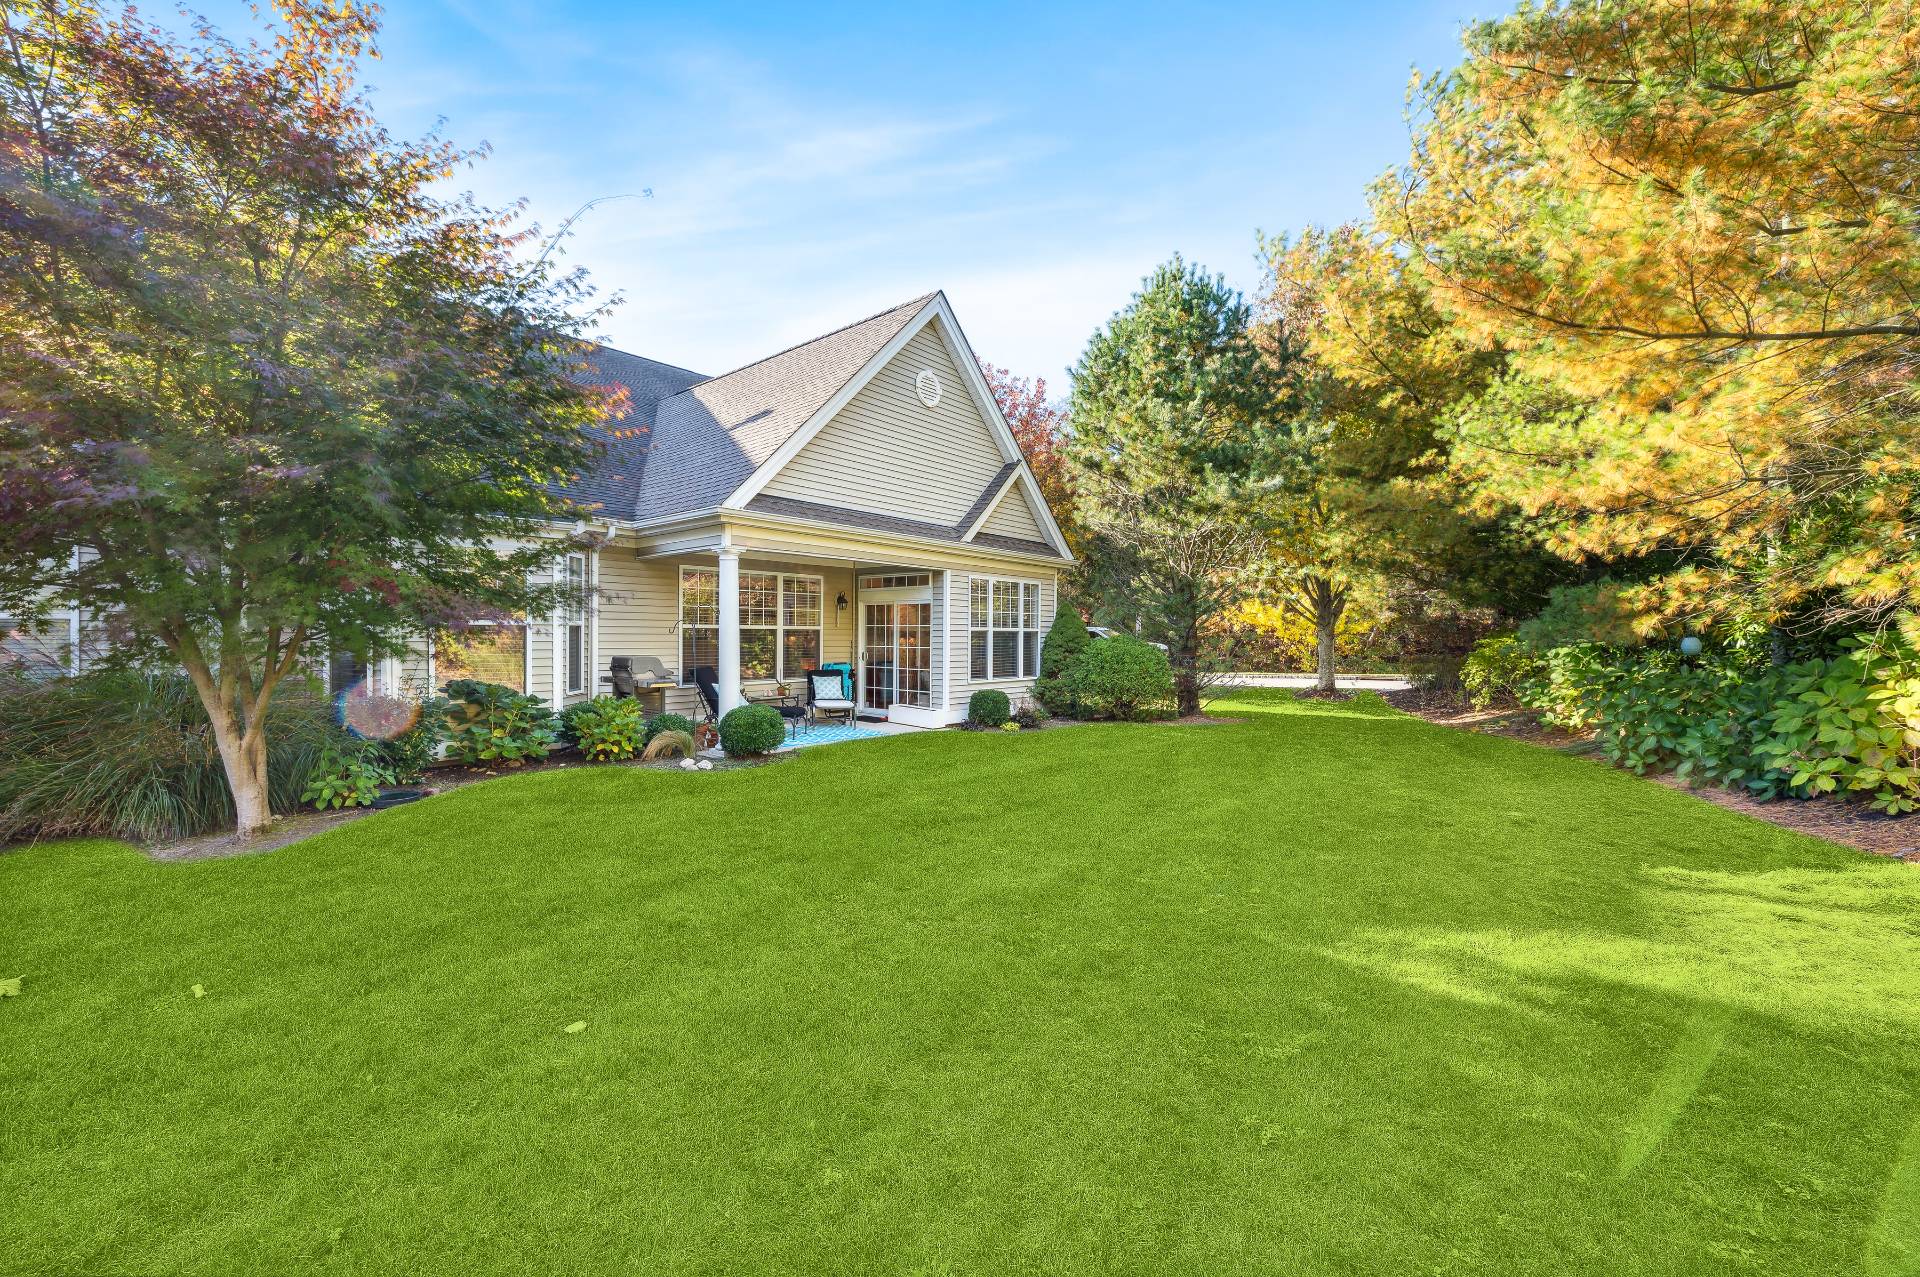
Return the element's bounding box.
[716,546,744,714]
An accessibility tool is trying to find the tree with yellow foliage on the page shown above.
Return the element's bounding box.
[1373,0,1920,639]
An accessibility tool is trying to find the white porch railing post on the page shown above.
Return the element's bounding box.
[716,547,744,714]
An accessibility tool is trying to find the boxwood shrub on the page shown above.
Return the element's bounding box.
[718,703,785,757]
[967,689,1011,728]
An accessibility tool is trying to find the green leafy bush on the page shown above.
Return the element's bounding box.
[643,711,695,744]
[1756,641,1920,813]
[562,696,644,761]
[718,704,784,757]
[1040,608,1091,679]
[967,689,1011,728]
[0,669,337,842]
[1063,635,1175,721]
[1461,636,1542,709]
[1583,652,1776,789]
[442,679,558,765]
[302,740,392,810]
[1032,675,1077,719]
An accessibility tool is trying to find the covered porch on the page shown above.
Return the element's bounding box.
[593,528,957,729]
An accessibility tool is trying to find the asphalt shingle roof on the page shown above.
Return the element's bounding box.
[553,292,1060,560]
[552,346,707,516]
[634,294,934,521]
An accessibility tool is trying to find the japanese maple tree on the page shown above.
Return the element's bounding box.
[0,1,618,834]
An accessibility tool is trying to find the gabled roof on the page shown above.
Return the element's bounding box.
[632,294,935,522]
[555,291,1070,561]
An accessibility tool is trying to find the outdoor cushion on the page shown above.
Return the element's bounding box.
[810,674,843,701]
[815,697,854,710]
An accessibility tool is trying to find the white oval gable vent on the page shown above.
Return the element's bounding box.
[914,368,942,408]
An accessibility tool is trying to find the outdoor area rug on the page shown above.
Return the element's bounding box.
[775,723,889,751]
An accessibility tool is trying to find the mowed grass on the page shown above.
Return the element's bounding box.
[5,691,1920,1276]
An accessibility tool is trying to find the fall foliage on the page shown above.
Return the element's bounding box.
[0,1,615,833]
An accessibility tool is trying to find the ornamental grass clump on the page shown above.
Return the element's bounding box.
[641,730,696,761]
[0,669,337,842]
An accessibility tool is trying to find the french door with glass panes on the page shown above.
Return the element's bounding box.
[861,601,932,712]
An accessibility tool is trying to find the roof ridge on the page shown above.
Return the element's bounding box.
[664,292,936,396]
[588,343,708,380]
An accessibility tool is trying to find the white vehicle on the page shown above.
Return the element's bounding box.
[1087,625,1169,653]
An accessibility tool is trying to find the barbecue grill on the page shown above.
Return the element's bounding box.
[605,655,676,717]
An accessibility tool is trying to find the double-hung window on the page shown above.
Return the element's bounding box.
[564,553,587,695]
[969,577,1043,680]
[679,567,824,684]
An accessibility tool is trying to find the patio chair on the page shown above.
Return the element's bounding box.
[806,668,856,728]
[690,665,720,723]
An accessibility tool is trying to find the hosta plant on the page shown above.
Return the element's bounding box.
[562,696,643,761]
[442,680,558,766]
[303,741,392,810]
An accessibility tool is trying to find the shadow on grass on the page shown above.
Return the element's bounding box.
[1323,860,1920,1036]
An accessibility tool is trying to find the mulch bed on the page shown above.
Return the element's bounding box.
[145,748,765,864]
[1384,688,1920,860]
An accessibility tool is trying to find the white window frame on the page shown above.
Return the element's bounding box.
[969,576,1043,681]
[564,553,587,695]
[678,566,824,686]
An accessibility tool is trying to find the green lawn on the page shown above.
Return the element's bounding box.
[5,691,1918,1276]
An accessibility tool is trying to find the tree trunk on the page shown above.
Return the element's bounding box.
[1312,587,1338,693]
[205,702,274,837]
[1174,652,1200,717]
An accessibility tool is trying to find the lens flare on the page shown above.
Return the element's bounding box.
[337,680,420,740]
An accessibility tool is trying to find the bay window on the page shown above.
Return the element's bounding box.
[680,567,824,684]
[969,576,1043,680]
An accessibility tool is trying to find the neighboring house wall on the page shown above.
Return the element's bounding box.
[977,486,1048,542]
[761,320,1009,526]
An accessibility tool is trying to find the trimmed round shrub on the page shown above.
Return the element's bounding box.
[1040,607,1091,679]
[1065,635,1175,721]
[561,695,644,761]
[967,688,1011,728]
[643,711,695,744]
[718,703,785,757]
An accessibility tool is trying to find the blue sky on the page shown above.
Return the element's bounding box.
[204,1,1480,384]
